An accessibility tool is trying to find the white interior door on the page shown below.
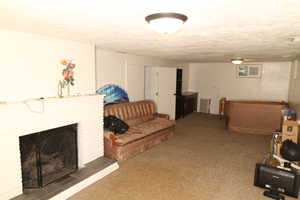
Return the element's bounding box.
[144,66,158,102]
[125,64,145,101]
[156,67,176,120]
[144,66,176,119]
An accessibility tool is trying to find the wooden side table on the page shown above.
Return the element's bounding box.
[219,97,226,119]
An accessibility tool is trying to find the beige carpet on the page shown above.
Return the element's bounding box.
[70,113,293,200]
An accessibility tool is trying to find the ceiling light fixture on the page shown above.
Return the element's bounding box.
[231,59,244,65]
[145,12,188,34]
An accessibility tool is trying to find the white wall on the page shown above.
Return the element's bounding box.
[288,59,300,119]
[95,48,188,101]
[189,62,291,114]
[0,30,95,102]
[95,49,126,88]
[125,64,145,101]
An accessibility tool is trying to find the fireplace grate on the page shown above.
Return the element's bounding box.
[19,124,78,188]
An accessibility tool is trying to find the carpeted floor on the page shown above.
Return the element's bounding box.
[70,113,291,200]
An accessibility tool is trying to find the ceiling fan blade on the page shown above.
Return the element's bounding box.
[244,58,256,62]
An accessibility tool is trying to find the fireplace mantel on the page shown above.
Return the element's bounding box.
[0,93,100,105]
[0,95,110,199]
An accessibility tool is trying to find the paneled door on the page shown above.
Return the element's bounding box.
[144,67,176,120]
[157,67,176,119]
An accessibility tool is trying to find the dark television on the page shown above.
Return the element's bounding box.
[254,163,300,199]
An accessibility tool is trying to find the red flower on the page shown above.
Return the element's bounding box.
[69,63,75,69]
[63,71,71,80]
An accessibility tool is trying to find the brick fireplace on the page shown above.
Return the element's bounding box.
[0,95,118,199]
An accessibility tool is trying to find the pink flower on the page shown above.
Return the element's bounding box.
[69,63,75,69]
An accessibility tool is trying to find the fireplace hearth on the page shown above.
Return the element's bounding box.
[19,124,78,188]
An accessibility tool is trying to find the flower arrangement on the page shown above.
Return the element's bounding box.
[58,59,75,96]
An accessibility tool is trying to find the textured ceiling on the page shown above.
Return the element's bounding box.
[1,0,300,62]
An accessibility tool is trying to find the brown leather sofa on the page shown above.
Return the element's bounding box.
[104,100,175,161]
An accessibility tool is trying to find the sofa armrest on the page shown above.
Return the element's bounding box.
[104,131,117,145]
[154,113,170,120]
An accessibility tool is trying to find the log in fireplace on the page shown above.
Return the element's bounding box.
[19,124,78,188]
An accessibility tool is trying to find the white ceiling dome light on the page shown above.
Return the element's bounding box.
[145,13,188,34]
[231,58,244,65]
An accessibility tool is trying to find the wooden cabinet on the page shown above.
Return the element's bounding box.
[176,92,198,119]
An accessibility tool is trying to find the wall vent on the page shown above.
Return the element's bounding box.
[199,98,211,114]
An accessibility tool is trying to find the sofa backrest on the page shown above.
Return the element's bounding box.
[226,101,287,134]
[104,100,157,121]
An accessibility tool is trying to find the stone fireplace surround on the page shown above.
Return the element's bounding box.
[0,95,118,199]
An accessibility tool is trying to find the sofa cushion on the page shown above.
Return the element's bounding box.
[135,118,175,135]
[114,118,175,145]
[104,127,141,139]
[125,115,155,127]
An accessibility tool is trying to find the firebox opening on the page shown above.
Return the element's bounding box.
[19,124,78,188]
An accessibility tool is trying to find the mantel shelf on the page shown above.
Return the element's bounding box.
[0,93,104,105]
